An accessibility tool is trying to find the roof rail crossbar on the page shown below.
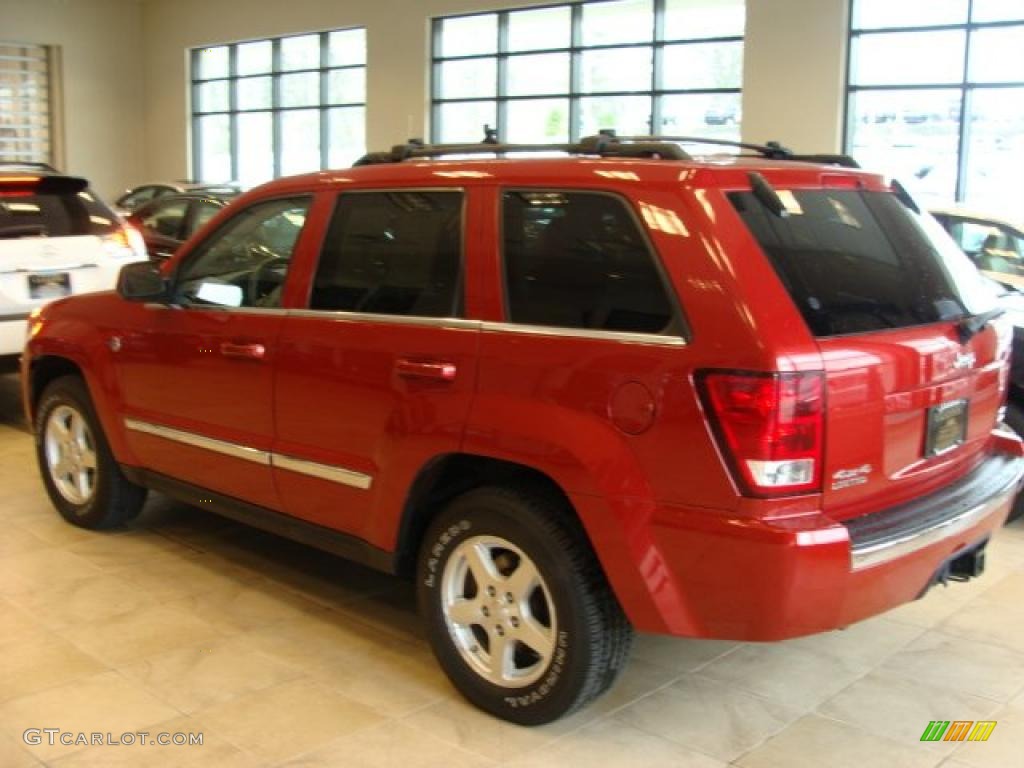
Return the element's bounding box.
[353,133,692,166]
[611,136,861,167]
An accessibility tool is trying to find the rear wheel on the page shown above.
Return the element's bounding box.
[35,375,146,529]
[417,486,632,725]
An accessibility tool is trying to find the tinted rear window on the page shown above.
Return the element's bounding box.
[0,188,118,239]
[730,189,975,337]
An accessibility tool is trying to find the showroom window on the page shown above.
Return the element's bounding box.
[190,29,366,186]
[431,0,745,144]
[0,42,53,164]
[846,0,1024,211]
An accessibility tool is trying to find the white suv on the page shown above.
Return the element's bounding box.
[0,165,145,366]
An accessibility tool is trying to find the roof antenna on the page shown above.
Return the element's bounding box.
[482,125,499,145]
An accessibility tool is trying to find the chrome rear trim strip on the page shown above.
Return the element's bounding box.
[125,418,271,466]
[849,479,1019,571]
[479,321,686,346]
[272,453,373,490]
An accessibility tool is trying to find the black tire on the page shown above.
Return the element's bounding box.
[34,375,147,529]
[417,485,632,725]
[1005,402,1024,522]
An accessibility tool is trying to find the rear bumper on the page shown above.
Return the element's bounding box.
[634,431,1024,640]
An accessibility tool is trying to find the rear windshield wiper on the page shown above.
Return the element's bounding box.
[0,224,48,238]
[957,307,1004,343]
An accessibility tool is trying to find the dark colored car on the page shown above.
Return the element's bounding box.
[22,134,1024,725]
[127,191,238,262]
[113,182,239,216]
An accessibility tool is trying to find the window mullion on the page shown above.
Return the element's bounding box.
[272,39,282,178]
[320,32,330,169]
[569,3,583,141]
[652,0,665,135]
[228,45,239,182]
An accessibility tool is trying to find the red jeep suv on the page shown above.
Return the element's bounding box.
[22,135,1024,725]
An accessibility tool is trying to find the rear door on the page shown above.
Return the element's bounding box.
[272,188,479,546]
[729,184,1007,518]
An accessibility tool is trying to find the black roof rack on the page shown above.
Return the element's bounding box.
[611,135,860,167]
[352,128,860,169]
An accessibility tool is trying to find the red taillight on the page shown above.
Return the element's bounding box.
[698,370,825,497]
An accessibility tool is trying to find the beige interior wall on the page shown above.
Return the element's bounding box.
[0,0,145,198]
[141,0,852,180]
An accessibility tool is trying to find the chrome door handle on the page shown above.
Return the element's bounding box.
[395,358,457,381]
[220,342,266,360]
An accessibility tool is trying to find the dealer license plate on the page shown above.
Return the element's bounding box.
[925,399,968,457]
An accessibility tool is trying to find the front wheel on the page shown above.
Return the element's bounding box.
[35,375,147,529]
[417,486,632,725]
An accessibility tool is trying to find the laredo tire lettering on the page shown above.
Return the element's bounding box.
[416,487,632,726]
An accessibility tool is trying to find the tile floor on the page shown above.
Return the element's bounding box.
[1,374,1023,767]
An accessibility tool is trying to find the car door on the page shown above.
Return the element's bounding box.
[272,188,480,546]
[115,195,313,509]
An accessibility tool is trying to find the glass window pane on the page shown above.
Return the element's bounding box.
[973,0,1024,22]
[195,46,229,80]
[327,106,365,168]
[662,41,743,89]
[280,72,319,107]
[506,99,570,143]
[847,89,962,200]
[312,191,463,317]
[503,191,673,333]
[195,80,229,113]
[507,6,572,51]
[178,198,310,309]
[507,53,570,96]
[659,93,741,140]
[580,48,653,93]
[327,68,365,104]
[582,0,654,46]
[197,114,231,182]
[437,101,497,142]
[237,112,273,187]
[329,29,366,66]
[850,30,966,85]
[237,40,272,75]
[664,0,745,40]
[280,33,320,71]
[280,109,321,175]
[438,58,496,99]
[237,76,271,110]
[963,88,1024,216]
[852,0,967,30]
[439,14,497,57]
[579,95,652,135]
[969,26,1024,83]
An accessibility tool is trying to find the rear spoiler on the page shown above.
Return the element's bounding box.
[0,175,88,195]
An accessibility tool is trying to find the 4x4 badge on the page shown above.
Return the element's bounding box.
[831,464,872,491]
[954,351,976,370]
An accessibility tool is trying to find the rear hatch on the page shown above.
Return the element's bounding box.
[0,175,137,310]
[729,178,1007,520]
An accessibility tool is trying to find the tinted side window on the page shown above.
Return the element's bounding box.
[502,191,674,334]
[311,191,462,317]
[190,200,223,235]
[176,197,310,309]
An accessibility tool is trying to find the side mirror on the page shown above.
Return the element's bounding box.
[117,261,169,302]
